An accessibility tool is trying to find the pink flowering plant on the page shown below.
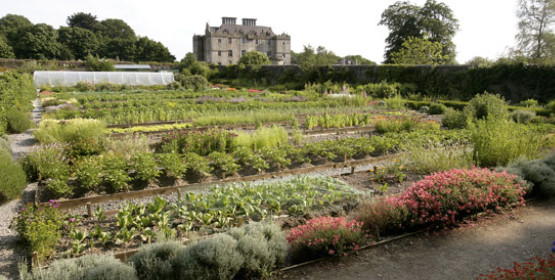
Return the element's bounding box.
[358,168,527,234]
[477,254,555,279]
[286,217,367,262]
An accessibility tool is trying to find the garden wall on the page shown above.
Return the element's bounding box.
[258,64,555,103]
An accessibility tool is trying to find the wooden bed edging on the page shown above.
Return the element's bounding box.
[54,154,396,211]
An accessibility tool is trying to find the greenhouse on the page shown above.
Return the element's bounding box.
[33,71,175,87]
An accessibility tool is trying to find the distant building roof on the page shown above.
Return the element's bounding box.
[114,64,152,70]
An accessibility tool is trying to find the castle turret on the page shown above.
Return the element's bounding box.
[242,18,257,26]
[222,17,236,25]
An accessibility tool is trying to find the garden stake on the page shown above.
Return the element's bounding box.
[86,202,92,218]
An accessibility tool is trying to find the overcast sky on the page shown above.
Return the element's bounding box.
[2,0,521,63]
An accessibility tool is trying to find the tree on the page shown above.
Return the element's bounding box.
[0,14,33,48]
[13,24,61,59]
[58,26,99,60]
[0,35,15,58]
[343,55,376,65]
[67,12,98,31]
[98,38,136,61]
[379,0,458,64]
[465,56,494,68]
[390,36,446,65]
[95,19,136,41]
[295,45,340,71]
[513,0,555,64]
[134,36,175,62]
[238,50,270,69]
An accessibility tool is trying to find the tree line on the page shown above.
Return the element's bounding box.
[0,12,175,62]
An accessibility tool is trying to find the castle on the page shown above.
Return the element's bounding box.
[193,17,291,65]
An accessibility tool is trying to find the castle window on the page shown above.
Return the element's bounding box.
[228,38,232,43]
[282,42,285,45]
[255,39,259,44]
[241,50,246,56]
[267,51,272,57]
[229,60,232,64]
[218,38,222,43]
[218,51,222,56]
[218,62,222,65]
[242,38,247,44]
[228,50,233,57]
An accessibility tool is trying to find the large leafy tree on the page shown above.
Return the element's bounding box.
[343,55,376,65]
[0,14,33,48]
[134,36,175,62]
[98,38,136,61]
[379,0,459,64]
[390,36,446,65]
[95,19,136,41]
[58,26,99,60]
[66,12,98,31]
[238,50,270,69]
[513,0,555,64]
[0,35,15,58]
[14,24,61,59]
[294,45,340,71]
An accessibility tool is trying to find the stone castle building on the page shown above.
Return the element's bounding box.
[193,17,291,65]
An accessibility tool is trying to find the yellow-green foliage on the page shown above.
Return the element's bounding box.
[233,126,288,151]
[106,123,192,134]
[34,119,106,144]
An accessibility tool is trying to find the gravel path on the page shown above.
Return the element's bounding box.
[283,198,555,280]
[0,97,42,279]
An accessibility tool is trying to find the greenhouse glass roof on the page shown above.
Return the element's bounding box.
[33,71,174,87]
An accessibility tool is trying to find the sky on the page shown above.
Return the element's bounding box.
[2,0,521,64]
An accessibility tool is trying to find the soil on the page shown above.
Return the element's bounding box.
[282,198,555,280]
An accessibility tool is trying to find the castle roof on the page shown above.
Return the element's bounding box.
[210,24,275,37]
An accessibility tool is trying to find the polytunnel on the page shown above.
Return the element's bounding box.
[33,71,175,87]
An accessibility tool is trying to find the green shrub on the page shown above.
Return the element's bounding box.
[11,202,64,261]
[428,103,447,115]
[0,151,27,203]
[547,100,555,115]
[7,108,32,133]
[467,92,508,120]
[510,110,536,124]
[184,152,212,181]
[21,144,69,181]
[21,254,136,280]
[131,153,161,182]
[259,147,291,170]
[233,126,288,152]
[102,153,131,192]
[157,153,187,179]
[402,144,473,174]
[104,135,150,160]
[518,99,539,108]
[174,234,244,280]
[383,94,406,109]
[73,156,103,193]
[0,135,10,154]
[470,119,544,167]
[43,178,72,199]
[418,105,429,113]
[441,108,469,129]
[232,147,269,172]
[128,241,184,280]
[504,155,555,198]
[208,151,240,177]
[227,223,288,278]
[34,119,106,144]
[179,75,208,90]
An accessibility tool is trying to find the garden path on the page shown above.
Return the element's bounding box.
[0,97,42,278]
[283,198,555,280]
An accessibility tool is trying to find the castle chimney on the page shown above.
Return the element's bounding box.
[222,17,236,25]
[242,18,257,26]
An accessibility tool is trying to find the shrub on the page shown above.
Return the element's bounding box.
[130,153,161,182]
[232,126,288,152]
[383,94,406,109]
[73,156,103,193]
[428,103,447,115]
[7,108,32,133]
[504,155,555,198]
[518,98,539,108]
[227,223,288,278]
[102,152,131,192]
[467,92,508,120]
[184,152,212,181]
[476,255,554,280]
[510,109,536,123]
[11,201,64,261]
[470,119,544,167]
[128,241,184,280]
[157,153,187,179]
[441,108,469,129]
[232,147,269,172]
[21,254,137,280]
[34,119,106,144]
[208,151,240,177]
[43,178,73,199]
[21,144,69,181]
[0,135,10,154]
[402,143,473,174]
[354,196,410,237]
[173,234,244,280]
[418,105,429,113]
[547,100,555,115]
[0,151,27,204]
[259,147,291,170]
[287,217,366,262]
[104,135,150,160]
